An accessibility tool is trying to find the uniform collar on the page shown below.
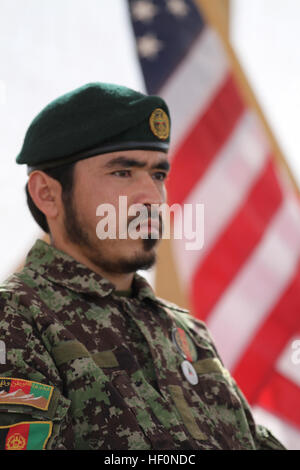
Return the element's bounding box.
[24,239,157,302]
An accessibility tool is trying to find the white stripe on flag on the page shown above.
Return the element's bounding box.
[172,111,270,285]
[206,196,300,371]
[276,336,300,388]
[252,406,300,450]
[160,27,229,154]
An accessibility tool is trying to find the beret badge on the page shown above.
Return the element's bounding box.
[149,108,170,141]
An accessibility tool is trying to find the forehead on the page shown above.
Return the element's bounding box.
[76,149,170,173]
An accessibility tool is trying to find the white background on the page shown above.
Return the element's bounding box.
[231,0,300,188]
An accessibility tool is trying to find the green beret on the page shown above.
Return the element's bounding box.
[16,82,170,171]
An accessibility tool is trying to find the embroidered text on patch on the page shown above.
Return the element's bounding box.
[0,377,54,411]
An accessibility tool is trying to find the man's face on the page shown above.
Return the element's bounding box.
[61,149,170,275]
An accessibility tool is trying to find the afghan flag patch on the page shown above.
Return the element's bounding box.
[0,377,54,411]
[0,421,52,450]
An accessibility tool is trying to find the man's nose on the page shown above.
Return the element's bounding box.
[132,173,166,206]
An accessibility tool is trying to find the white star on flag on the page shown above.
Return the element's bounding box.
[131,0,158,23]
[137,33,164,59]
[166,0,189,18]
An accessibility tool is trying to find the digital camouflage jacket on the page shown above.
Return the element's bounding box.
[0,239,286,450]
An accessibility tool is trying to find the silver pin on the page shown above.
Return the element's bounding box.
[0,341,6,365]
[181,360,198,385]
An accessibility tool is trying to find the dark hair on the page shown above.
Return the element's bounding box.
[25,162,75,234]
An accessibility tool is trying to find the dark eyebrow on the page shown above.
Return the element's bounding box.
[152,160,170,172]
[103,156,170,172]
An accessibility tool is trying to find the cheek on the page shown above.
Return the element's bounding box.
[73,181,104,227]
[80,186,123,235]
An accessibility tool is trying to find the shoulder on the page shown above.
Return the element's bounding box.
[0,273,64,398]
[0,270,39,324]
[0,269,53,353]
[0,268,36,298]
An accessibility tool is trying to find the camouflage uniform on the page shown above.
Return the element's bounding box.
[0,239,285,450]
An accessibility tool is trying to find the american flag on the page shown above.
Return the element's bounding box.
[128,0,300,448]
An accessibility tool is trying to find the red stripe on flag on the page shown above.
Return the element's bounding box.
[190,158,283,321]
[167,75,245,206]
[232,262,300,403]
[258,372,300,429]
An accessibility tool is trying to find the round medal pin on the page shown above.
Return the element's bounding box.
[181,360,199,386]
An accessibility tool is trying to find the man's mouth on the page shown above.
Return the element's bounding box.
[137,219,160,232]
[128,217,162,238]
[139,218,160,231]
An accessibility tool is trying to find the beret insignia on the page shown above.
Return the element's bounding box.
[149,108,170,140]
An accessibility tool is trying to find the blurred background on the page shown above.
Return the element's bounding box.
[0,0,299,449]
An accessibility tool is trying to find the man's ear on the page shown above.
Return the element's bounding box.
[27,171,62,220]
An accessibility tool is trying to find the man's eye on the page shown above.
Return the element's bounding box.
[153,172,167,181]
[112,170,131,177]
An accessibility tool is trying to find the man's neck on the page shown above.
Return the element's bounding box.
[50,237,134,291]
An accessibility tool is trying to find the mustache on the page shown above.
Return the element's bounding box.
[126,206,163,226]
[126,205,164,239]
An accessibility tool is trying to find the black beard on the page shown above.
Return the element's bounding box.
[62,194,158,275]
[96,245,157,274]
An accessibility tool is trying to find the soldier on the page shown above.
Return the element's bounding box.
[0,83,286,450]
